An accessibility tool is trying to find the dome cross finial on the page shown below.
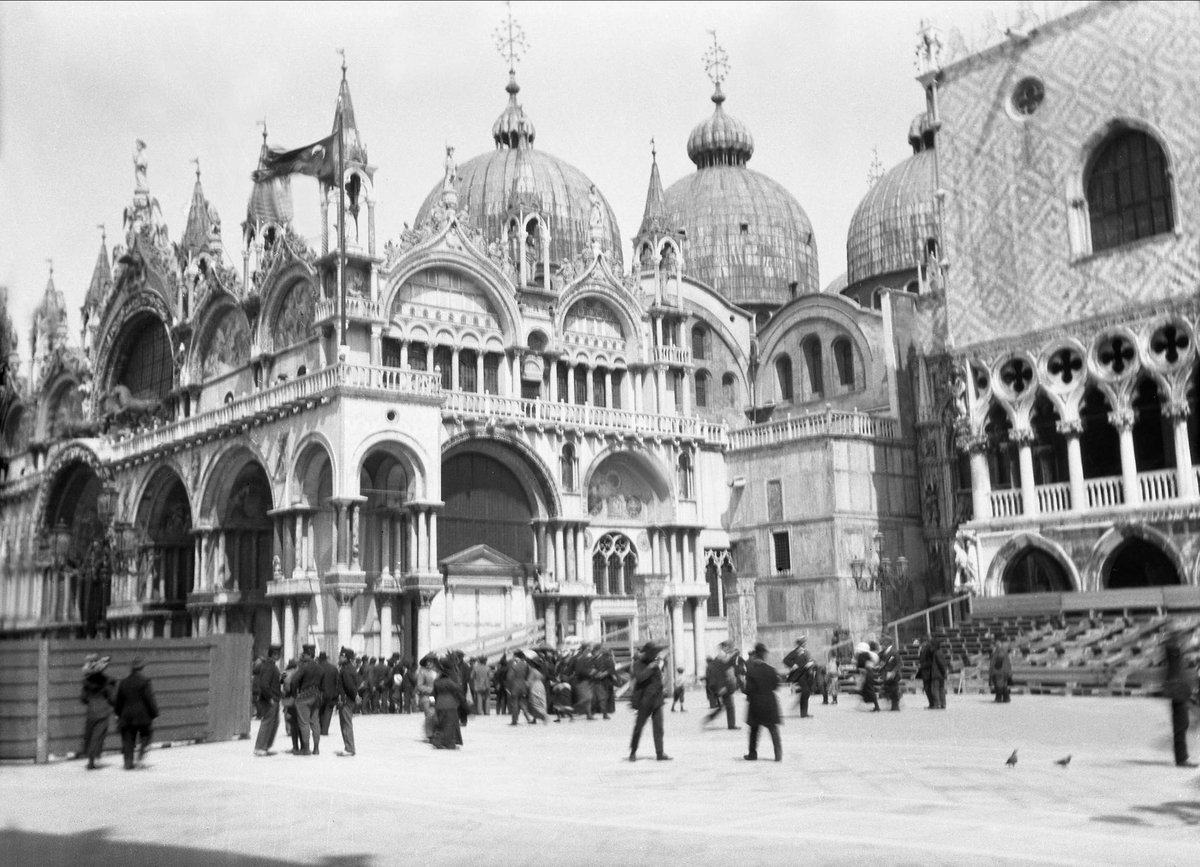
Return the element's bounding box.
[97,223,105,244]
[192,156,201,181]
[337,47,347,80]
[494,1,528,76]
[651,136,656,162]
[703,29,730,100]
[257,118,268,144]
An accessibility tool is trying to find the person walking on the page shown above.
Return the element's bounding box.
[743,642,782,762]
[573,644,597,720]
[471,656,491,716]
[526,655,550,724]
[629,641,671,762]
[417,653,439,741]
[80,654,115,770]
[703,641,741,730]
[593,645,616,719]
[114,657,159,770]
[507,651,531,725]
[317,651,339,736]
[929,638,950,710]
[432,656,467,749]
[335,648,359,757]
[253,644,282,756]
[783,637,817,718]
[1164,632,1197,768]
[824,651,840,705]
[990,640,1013,704]
[880,636,903,711]
[282,659,301,754]
[293,644,323,755]
[917,637,935,709]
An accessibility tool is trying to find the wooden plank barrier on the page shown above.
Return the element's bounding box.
[0,635,252,763]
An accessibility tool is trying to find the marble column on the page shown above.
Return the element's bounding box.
[428,508,439,572]
[271,603,282,647]
[1013,428,1037,517]
[585,365,594,407]
[667,529,679,583]
[692,532,705,588]
[407,509,419,574]
[670,597,686,674]
[1058,420,1086,512]
[451,348,461,391]
[691,598,707,678]
[553,525,566,584]
[337,593,353,650]
[966,436,992,521]
[544,599,557,644]
[1166,402,1195,499]
[379,598,393,659]
[416,591,434,660]
[1111,409,1140,507]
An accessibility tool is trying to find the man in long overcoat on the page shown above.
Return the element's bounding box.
[629,641,671,762]
[254,644,282,756]
[743,642,782,762]
[115,657,159,770]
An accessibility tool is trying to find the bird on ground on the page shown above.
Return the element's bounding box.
[1005,749,1018,768]
[1054,755,1071,768]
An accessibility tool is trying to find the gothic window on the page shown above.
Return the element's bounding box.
[561,443,577,492]
[695,370,710,408]
[833,337,855,388]
[722,372,738,407]
[593,533,636,597]
[776,355,794,402]
[802,336,823,398]
[691,325,708,360]
[119,316,172,401]
[1087,129,1173,253]
[677,452,694,500]
[408,341,428,371]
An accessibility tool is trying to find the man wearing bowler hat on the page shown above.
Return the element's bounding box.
[254,644,282,756]
[115,657,159,770]
[629,640,671,762]
[293,644,323,755]
[743,642,782,762]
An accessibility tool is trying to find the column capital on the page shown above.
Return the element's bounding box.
[960,433,989,455]
[1008,427,1036,446]
[1108,408,1136,433]
[1055,418,1084,436]
[1163,400,1191,421]
[405,499,444,514]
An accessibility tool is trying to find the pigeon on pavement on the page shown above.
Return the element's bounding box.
[1054,755,1071,767]
[1006,749,1018,768]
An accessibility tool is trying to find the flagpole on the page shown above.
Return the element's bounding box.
[338,114,347,357]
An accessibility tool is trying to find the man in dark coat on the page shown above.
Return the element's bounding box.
[293,644,323,754]
[114,657,159,770]
[743,642,782,762]
[432,656,467,749]
[506,651,530,725]
[629,641,671,761]
[370,655,390,714]
[573,644,597,719]
[335,648,359,757]
[989,640,1013,704]
[317,651,340,736]
[917,637,936,708]
[929,638,950,710]
[1164,632,1197,767]
[254,644,283,756]
[783,637,817,718]
[880,636,903,711]
[593,645,617,719]
[703,641,740,730]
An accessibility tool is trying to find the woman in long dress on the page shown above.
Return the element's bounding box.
[526,658,549,724]
[417,654,439,741]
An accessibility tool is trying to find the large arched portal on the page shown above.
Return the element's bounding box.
[214,460,274,657]
[109,312,174,403]
[1104,539,1181,588]
[441,451,536,563]
[1002,547,1073,595]
[134,468,194,637]
[44,461,104,634]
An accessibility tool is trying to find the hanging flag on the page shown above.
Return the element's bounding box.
[251,133,337,183]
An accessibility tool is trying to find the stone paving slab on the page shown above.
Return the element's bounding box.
[2,691,1198,867]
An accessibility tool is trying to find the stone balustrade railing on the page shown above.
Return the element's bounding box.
[652,345,692,365]
[1036,482,1072,514]
[441,390,727,443]
[989,489,1023,519]
[315,296,384,322]
[725,410,900,451]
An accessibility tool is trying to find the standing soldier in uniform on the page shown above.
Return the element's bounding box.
[293,644,323,755]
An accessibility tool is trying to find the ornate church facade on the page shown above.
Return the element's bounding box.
[1,1,1197,666]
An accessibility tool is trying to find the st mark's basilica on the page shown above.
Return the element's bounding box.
[1,1,1198,673]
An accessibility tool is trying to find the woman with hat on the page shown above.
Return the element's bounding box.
[431,655,466,749]
[80,654,115,770]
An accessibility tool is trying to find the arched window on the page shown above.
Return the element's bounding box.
[560,443,577,492]
[459,349,478,393]
[695,370,710,408]
[833,337,854,389]
[722,372,738,408]
[593,533,636,596]
[872,288,884,311]
[801,336,823,398]
[1087,129,1173,253]
[775,355,793,402]
[691,325,708,360]
[677,452,694,500]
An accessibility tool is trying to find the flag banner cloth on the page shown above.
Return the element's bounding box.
[251,133,337,183]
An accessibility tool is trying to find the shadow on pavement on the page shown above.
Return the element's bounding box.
[1132,800,1200,826]
[0,828,373,867]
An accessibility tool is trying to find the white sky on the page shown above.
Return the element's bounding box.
[0,1,1044,347]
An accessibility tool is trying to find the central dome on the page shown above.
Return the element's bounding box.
[662,85,818,308]
[416,73,622,270]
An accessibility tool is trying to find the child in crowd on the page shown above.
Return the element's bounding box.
[670,666,687,712]
[825,652,840,705]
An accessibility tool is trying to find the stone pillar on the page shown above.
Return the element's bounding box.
[282,601,294,657]
[585,365,594,407]
[667,529,679,583]
[567,363,576,404]
[575,525,588,588]
[332,502,346,568]
[691,597,707,679]
[349,501,363,573]
[407,510,419,574]
[681,369,693,416]
[297,599,311,648]
[216,530,228,589]
[380,510,393,583]
[379,598,393,659]
[336,591,354,650]
[724,576,758,653]
[1166,402,1195,499]
[428,508,439,572]
[1013,428,1037,518]
[476,352,485,395]
[416,590,435,660]
[1111,409,1140,507]
[692,532,705,587]
[370,324,382,366]
[967,436,992,520]
[553,524,566,584]
[655,367,667,414]
[544,599,557,645]
[549,361,559,403]
[670,596,686,675]
[271,602,282,647]
[1058,420,1086,512]
[425,344,433,372]
[451,347,460,391]
[604,370,613,408]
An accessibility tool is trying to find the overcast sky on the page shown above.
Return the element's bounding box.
[0,1,1053,347]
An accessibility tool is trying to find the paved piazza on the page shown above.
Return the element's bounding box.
[2,691,1197,867]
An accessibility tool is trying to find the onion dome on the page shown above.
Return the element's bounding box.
[663,85,818,307]
[845,114,938,286]
[416,72,622,269]
[686,84,754,168]
[822,272,848,295]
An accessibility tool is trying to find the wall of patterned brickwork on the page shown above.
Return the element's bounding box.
[938,0,1200,350]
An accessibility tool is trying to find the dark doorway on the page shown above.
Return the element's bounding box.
[1002,547,1072,594]
[440,451,534,563]
[1105,539,1180,588]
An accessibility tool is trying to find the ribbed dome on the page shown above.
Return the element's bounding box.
[416,148,623,270]
[663,168,818,306]
[845,148,937,286]
[687,86,754,168]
